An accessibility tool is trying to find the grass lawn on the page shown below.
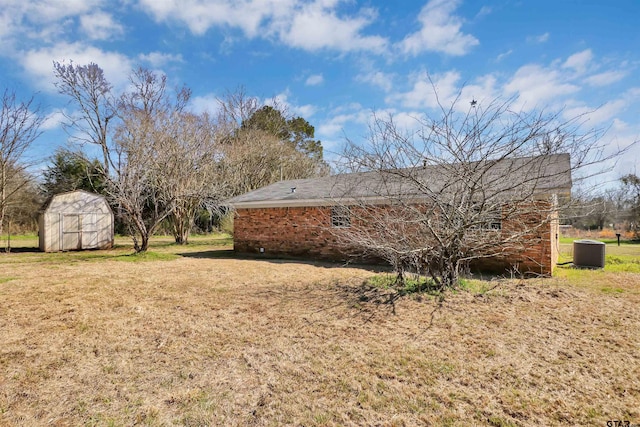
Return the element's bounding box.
[0,235,638,426]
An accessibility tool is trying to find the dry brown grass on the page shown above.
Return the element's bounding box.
[0,237,639,426]
[561,227,635,240]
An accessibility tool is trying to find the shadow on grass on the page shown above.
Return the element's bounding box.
[0,248,179,264]
[338,282,403,306]
[1,241,133,255]
[329,280,445,324]
[177,249,389,272]
[0,247,40,254]
[177,249,236,259]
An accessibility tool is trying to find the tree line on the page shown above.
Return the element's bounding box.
[565,176,640,237]
[1,62,328,250]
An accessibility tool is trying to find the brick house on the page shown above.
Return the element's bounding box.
[227,154,571,275]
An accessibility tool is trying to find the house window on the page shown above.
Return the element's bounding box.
[331,206,351,228]
[488,218,502,230]
[471,206,502,230]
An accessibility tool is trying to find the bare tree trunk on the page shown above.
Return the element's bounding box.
[0,172,5,238]
[171,215,191,244]
[169,204,195,245]
[139,234,150,253]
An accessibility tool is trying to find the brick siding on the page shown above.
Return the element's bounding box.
[234,202,558,276]
[234,207,347,260]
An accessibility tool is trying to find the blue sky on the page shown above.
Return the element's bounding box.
[1,0,638,185]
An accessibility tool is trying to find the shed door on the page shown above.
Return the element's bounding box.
[61,214,81,250]
[81,213,98,249]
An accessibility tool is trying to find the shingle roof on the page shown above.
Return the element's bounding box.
[226,153,572,209]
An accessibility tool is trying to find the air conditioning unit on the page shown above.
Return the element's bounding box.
[573,239,605,268]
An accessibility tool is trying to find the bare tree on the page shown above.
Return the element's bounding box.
[220,127,325,196]
[2,167,42,249]
[215,87,260,139]
[54,61,116,174]
[216,89,329,197]
[620,173,640,238]
[108,68,225,249]
[164,112,225,244]
[332,96,626,289]
[109,68,187,252]
[0,90,43,238]
[563,193,619,231]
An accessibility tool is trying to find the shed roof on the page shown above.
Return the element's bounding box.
[227,153,572,209]
[41,190,112,214]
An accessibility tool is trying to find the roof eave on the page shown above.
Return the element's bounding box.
[228,186,572,209]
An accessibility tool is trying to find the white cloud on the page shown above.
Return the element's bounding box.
[562,49,592,74]
[374,109,424,133]
[139,51,184,68]
[387,48,616,114]
[266,91,317,118]
[476,6,492,18]
[318,106,427,159]
[137,0,387,53]
[0,0,103,46]
[398,0,479,56]
[137,0,286,37]
[563,99,627,126]
[318,112,363,137]
[318,104,369,137]
[41,109,66,131]
[305,74,324,86]
[80,12,124,40]
[275,3,387,53]
[356,71,394,92]
[386,70,462,109]
[527,32,549,44]
[189,94,222,116]
[588,125,640,187]
[3,0,102,26]
[457,75,498,107]
[0,3,19,41]
[496,49,512,62]
[387,70,498,113]
[584,70,627,87]
[504,64,580,110]
[20,42,133,91]
[28,0,101,22]
[568,87,640,126]
[295,104,317,118]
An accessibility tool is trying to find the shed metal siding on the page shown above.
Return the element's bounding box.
[39,191,114,252]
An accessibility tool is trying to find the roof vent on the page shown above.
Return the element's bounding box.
[290,187,296,193]
[573,239,605,269]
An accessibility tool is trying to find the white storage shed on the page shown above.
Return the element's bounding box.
[39,190,114,252]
